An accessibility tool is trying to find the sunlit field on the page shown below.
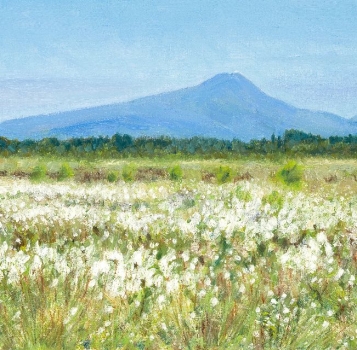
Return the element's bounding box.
[0,158,357,349]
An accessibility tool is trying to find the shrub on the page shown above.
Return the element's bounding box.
[58,163,74,181]
[107,171,119,183]
[262,190,284,210]
[30,164,47,182]
[216,166,233,184]
[236,186,252,202]
[275,160,303,189]
[122,164,137,182]
[201,171,215,183]
[233,171,253,182]
[135,167,168,181]
[169,165,183,181]
[76,169,106,183]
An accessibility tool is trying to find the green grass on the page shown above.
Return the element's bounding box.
[0,169,357,350]
[0,155,356,348]
[2,155,357,196]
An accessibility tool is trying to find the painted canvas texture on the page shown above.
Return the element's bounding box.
[0,1,357,349]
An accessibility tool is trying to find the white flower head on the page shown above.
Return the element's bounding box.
[211,297,219,307]
[322,321,329,328]
[70,307,78,316]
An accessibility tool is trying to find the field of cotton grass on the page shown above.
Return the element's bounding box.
[0,159,357,349]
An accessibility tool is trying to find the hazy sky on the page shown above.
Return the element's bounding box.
[1,0,357,120]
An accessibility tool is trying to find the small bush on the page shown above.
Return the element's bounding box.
[12,170,28,179]
[169,165,183,181]
[30,164,47,182]
[236,186,252,202]
[216,166,233,184]
[122,164,137,182]
[76,169,106,183]
[262,190,284,210]
[275,160,303,189]
[201,171,215,183]
[234,171,253,182]
[58,163,74,181]
[324,174,338,183]
[107,171,119,183]
[135,167,168,181]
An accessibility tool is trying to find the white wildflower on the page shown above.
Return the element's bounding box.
[70,307,78,316]
[322,321,329,328]
[91,260,110,278]
[283,307,290,314]
[50,278,59,288]
[211,297,219,307]
[334,268,345,281]
[104,305,113,314]
[198,290,206,298]
[182,251,190,262]
[157,294,166,305]
[327,310,334,317]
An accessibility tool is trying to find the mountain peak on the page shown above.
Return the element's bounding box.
[203,72,250,85]
[201,73,260,91]
[199,72,262,95]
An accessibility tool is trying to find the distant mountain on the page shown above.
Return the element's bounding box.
[1,73,357,141]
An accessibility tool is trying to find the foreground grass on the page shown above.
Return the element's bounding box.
[0,159,356,348]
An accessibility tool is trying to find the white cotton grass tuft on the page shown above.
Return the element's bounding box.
[0,175,354,348]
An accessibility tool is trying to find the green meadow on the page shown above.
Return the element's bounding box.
[0,156,356,349]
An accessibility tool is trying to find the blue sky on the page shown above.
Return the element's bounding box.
[1,0,357,120]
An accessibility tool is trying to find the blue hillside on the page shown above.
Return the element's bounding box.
[0,73,356,141]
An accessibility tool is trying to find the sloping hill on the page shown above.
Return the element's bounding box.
[1,73,356,141]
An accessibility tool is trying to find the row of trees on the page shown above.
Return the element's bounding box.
[1,130,357,158]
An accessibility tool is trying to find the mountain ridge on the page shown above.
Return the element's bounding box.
[1,73,356,141]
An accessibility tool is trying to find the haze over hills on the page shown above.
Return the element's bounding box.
[1,73,357,141]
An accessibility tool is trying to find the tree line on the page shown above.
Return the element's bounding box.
[1,129,357,158]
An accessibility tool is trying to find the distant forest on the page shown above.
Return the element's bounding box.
[1,129,357,158]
